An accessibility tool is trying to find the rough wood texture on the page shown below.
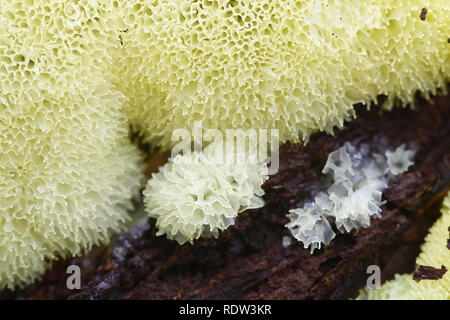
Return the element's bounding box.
[2,94,449,300]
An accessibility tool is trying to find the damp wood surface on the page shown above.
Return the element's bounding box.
[2,94,449,300]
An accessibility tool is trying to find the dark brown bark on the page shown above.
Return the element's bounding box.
[2,94,449,300]
[413,265,447,282]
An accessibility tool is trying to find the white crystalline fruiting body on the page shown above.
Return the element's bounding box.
[386,144,416,175]
[144,144,269,244]
[287,143,416,252]
[286,198,336,253]
[329,181,384,233]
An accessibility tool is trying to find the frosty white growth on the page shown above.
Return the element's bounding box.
[287,143,416,252]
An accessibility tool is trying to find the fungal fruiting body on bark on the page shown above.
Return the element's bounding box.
[357,192,450,300]
[0,0,449,293]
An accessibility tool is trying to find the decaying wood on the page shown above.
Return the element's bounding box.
[2,94,449,300]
